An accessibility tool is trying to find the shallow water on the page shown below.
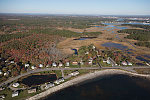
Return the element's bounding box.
[101,42,128,50]
[44,74,150,100]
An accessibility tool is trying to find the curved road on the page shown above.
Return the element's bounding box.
[0,66,149,87]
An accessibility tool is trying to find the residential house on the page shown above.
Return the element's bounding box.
[88,58,93,65]
[4,72,9,76]
[0,87,5,91]
[28,88,37,94]
[54,77,65,84]
[25,64,30,68]
[45,83,54,89]
[72,62,78,65]
[69,71,79,76]
[127,61,132,66]
[39,64,43,68]
[52,62,57,67]
[0,95,5,100]
[12,83,20,88]
[58,63,63,67]
[66,62,70,67]
[122,61,127,66]
[0,70,3,75]
[12,91,19,97]
[10,61,15,64]
[31,66,36,70]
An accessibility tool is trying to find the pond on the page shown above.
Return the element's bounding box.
[101,42,128,50]
[72,49,78,55]
[21,74,57,87]
[74,37,96,40]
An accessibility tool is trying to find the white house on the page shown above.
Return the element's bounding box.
[127,62,132,66]
[52,62,57,67]
[10,61,14,64]
[66,62,70,66]
[31,66,36,70]
[122,61,127,66]
[69,71,79,76]
[85,52,89,55]
[25,63,29,67]
[4,72,9,76]
[45,83,55,89]
[54,78,65,84]
[0,95,5,99]
[58,63,63,67]
[107,59,111,64]
[0,70,3,75]
[39,64,43,68]
[12,83,20,88]
[12,91,19,97]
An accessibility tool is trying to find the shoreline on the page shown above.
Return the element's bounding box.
[26,69,150,100]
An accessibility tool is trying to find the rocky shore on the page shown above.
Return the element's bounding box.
[26,69,150,100]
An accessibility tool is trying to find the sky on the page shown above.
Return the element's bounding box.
[0,0,150,15]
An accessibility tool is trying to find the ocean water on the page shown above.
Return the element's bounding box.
[44,74,150,100]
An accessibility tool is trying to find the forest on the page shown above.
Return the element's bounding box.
[117,29,150,48]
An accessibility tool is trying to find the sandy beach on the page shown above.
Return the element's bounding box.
[26,69,150,100]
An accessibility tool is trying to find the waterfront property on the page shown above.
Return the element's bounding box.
[12,91,19,97]
[28,88,37,94]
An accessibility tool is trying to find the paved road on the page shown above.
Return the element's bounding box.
[0,66,149,87]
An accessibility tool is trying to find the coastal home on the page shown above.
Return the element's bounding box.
[121,61,127,66]
[4,72,9,76]
[85,52,89,55]
[45,83,55,89]
[66,62,70,67]
[80,60,84,65]
[0,95,5,100]
[10,61,15,64]
[12,83,20,88]
[58,63,63,67]
[0,70,3,75]
[93,46,96,50]
[127,61,132,66]
[107,59,111,64]
[72,62,78,65]
[12,91,19,97]
[69,71,79,76]
[0,87,5,91]
[25,63,30,68]
[31,66,36,70]
[28,88,37,94]
[54,77,65,84]
[52,62,57,67]
[88,58,93,65]
[39,64,43,68]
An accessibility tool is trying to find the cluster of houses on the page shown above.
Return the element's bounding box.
[103,57,133,66]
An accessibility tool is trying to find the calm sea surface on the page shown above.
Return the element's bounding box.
[44,74,150,100]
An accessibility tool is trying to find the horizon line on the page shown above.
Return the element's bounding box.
[0,13,150,16]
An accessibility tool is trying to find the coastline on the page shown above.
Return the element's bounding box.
[26,69,150,100]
